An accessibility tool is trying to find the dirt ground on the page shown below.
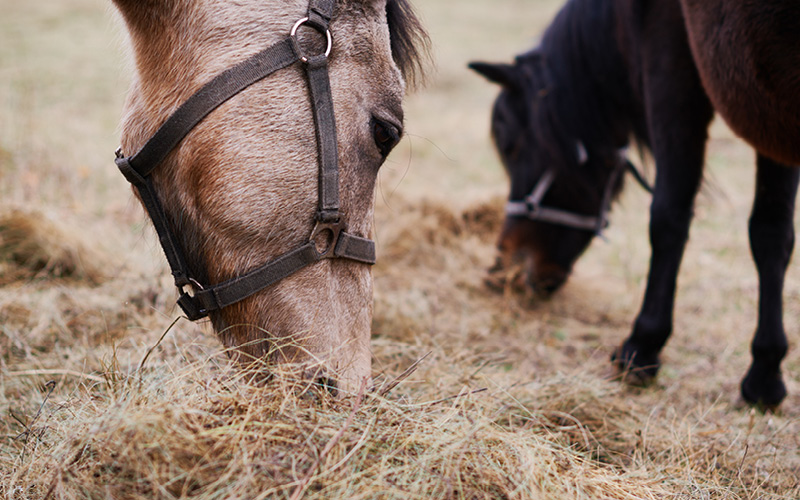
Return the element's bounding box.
[1,0,798,498]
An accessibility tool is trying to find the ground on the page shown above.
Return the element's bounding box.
[1,0,798,498]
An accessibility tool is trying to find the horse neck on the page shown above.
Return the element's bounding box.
[538,0,636,155]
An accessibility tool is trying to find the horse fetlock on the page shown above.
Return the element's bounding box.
[750,341,788,366]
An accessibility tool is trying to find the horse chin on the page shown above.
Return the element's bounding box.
[485,250,570,298]
[215,324,372,397]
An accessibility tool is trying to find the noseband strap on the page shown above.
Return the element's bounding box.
[115,1,376,321]
[506,157,650,234]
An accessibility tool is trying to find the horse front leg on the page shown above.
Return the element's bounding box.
[612,132,708,383]
[740,155,799,409]
[612,4,714,381]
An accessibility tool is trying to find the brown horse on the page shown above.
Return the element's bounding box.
[471,0,799,409]
[112,0,426,394]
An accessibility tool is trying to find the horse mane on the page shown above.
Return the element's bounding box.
[523,0,642,179]
[386,0,430,86]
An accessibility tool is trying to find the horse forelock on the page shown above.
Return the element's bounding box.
[386,0,430,87]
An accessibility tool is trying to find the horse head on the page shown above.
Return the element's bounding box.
[113,0,426,394]
[470,54,627,296]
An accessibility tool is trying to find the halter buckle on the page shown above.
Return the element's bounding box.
[291,17,333,63]
[176,278,211,320]
[177,278,205,299]
[310,220,345,259]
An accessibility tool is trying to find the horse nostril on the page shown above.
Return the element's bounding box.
[528,272,568,296]
[541,280,563,294]
[317,377,338,396]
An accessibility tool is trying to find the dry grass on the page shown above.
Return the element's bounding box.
[2,0,799,499]
[0,208,111,284]
[2,354,670,500]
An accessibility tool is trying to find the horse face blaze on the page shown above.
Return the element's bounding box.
[114,0,424,394]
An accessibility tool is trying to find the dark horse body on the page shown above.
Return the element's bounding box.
[471,0,800,408]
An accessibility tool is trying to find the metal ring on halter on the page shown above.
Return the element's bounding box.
[189,278,205,291]
[291,17,333,63]
[310,220,345,259]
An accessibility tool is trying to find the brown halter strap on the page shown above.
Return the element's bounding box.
[114,0,375,321]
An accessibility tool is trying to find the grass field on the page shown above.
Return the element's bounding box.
[2,0,799,498]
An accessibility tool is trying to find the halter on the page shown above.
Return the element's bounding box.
[114,0,376,321]
[505,155,652,234]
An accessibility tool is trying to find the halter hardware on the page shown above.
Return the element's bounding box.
[311,220,345,259]
[115,0,376,321]
[291,17,333,62]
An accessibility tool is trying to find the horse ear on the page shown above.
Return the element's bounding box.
[468,62,521,88]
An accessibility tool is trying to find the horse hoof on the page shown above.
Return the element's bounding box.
[740,366,786,412]
[734,395,782,415]
[611,342,661,386]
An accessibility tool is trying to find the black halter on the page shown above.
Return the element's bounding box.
[114,0,375,321]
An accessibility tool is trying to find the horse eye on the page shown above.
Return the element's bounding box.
[372,118,401,157]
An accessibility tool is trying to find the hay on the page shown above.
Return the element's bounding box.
[1,358,672,500]
[2,0,799,497]
[1,193,798,499]
[0,207,110,284]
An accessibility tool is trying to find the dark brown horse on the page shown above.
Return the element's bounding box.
[470,0,800,409]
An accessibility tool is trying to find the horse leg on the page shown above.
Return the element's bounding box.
[740,155,799,409]
[613,131,708,382]
[612,2,714,382]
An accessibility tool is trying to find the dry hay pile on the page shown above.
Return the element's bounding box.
[0,208,110,285]
[1,195,798,500]
[2,360,665,500]
[4,0,797,497]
